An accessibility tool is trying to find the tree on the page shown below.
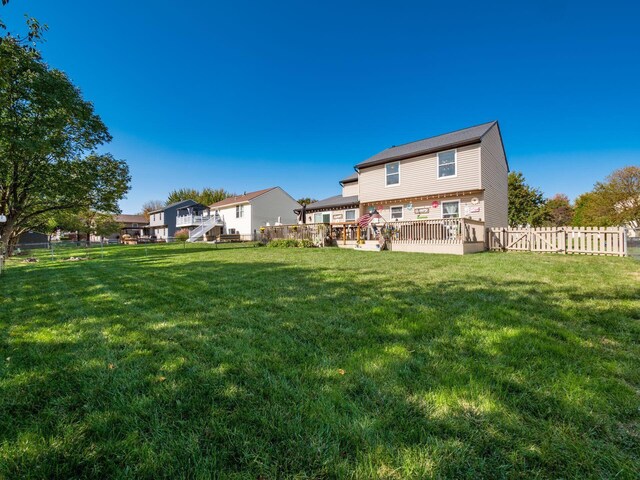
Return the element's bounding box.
[166,187,233,206]
[594,166,640,227]
[52,210,121,244]
[0,17,130,255]
[572,191,613,227]
[508,171,548,227]
[141,200,164,220]
[544,193,574,226]
[296,197,317,206]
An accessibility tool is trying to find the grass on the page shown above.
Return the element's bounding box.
[1,243,639,479]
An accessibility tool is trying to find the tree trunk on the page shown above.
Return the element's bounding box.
[0,218,16,257]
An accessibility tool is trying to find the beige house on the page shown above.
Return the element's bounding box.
[306,121,508,254]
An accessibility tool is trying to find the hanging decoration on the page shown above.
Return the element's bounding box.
[431,201,440,209]
[405,203,413,210]
[471,197,479,205]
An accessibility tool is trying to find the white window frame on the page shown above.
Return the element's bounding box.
[390,205,404,220]
[313,212,331,224]
[236,205,244,218]
[441,200,460,219]
[437,149,457,179]
[385,161,400,187]
[345,209,356,221]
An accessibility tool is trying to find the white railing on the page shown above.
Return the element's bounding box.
[187,214,224,242]
[176,214,207,227]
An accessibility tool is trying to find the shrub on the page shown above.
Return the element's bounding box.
[267,239,315,248]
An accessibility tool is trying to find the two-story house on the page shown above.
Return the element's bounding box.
[208,187,301,240]
[148,200,208,240]
[306,121,508,253]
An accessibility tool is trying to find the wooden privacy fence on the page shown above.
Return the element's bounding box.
[488,227,627,256]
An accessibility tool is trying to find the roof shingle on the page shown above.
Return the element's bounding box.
[209,187,277,208]
[305,195,359,211]
[356,121,497,169]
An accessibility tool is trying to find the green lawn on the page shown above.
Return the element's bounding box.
[1,244,639,479]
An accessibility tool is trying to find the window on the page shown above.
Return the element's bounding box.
[442,201,460,218]
[314,212,330,223]
[345,210,356,221]
[236,205,244,218]
[386,162,400,186]
[390,206,403,220]
[438,150,456,178]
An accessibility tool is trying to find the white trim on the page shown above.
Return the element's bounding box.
[441,200,460,219]
[345,209,357,221]
[390,205,404,220]
[437,149,457,179]
[385,161,401,187]
[313,211,331,223]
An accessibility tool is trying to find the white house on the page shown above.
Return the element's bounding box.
[209,187,301,240]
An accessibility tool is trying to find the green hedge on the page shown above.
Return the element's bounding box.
[267,239,315,248]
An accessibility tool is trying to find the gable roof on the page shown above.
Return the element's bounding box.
[356,121,498,169]
[115,214,148,224]
[149,199,197,214]
[305,195,359,211]
[339,172,358,185]
[209,187,277,208]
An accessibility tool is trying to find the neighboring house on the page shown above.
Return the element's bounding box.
[305,121,508,253]
[90,213,150,242]
[148,200,207,240]
[112,214,149,242]
[209,187,301,240]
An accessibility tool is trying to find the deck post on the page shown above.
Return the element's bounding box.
[357,225,361,243]
[343,224,347,245]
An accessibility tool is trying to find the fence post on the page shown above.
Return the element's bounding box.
[621,227,627,257]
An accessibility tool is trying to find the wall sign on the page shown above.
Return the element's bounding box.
[464,206,481,214]
[416,215,430,219]
[414,207,429,214]
[431,201,440,209]
[332,213,343,220]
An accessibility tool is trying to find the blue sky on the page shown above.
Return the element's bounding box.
[4,1,640,212]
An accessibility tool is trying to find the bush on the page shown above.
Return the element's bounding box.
[267,239,315,248]
[174,229,190,242]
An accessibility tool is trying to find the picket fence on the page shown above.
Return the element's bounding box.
[487,226,627,256]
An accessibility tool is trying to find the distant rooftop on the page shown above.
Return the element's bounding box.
[209,187,277,208]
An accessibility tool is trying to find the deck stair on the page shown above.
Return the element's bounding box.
[187,213,223,242]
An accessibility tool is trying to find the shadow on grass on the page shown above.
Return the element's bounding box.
[0,249,639,478]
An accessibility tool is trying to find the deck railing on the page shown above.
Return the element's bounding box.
[260,224,332,245]
[263,219,485,246]
[176,214,206,227]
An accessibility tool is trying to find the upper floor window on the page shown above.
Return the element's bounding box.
[438,150,456,178]
[386,162,400,186]
[442,200,460,218]
[236,205,244,218]
[345,210,356,221]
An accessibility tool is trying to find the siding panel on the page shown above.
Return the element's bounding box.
[358,144,482,203]
[480,124,508,229]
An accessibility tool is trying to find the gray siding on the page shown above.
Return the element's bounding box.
[480,124,508,229]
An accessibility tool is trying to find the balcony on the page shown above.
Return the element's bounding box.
[176,214,208,227]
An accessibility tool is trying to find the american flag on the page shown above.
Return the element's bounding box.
[357,209,382,229]
[357,213,372,229]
